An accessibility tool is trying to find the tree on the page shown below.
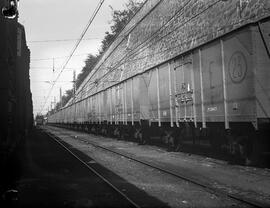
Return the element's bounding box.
[61,89,74,107]
[99,0,145,54]
[76,54,99,89]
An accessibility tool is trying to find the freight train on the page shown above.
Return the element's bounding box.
[48,0,270,166]
[35,114,45,126]
[0,0,33,175]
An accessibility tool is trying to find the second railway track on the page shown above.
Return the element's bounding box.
[46,127,268,208]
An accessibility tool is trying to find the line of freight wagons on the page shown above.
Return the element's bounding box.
[48,1,270,167]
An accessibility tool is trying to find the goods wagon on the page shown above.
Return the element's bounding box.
[48,19,270,166]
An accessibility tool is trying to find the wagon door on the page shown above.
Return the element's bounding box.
[139,73,151,122]
[139,71,159,123]
[201,42,225,123]
[174,55,195,123]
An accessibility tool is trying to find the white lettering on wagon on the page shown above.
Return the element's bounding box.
[163,111,167,116]
[207,106,217,112]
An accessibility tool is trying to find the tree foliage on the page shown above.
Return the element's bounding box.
[61,89,74,107]
[76,54,99,89]
[99,0,144,54]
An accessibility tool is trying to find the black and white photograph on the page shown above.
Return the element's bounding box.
[0,0,270,207]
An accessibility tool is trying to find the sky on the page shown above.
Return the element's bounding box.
[18,0,130,117]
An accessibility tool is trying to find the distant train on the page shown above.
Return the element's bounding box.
[48,0,270,166]
[35,115,45,126]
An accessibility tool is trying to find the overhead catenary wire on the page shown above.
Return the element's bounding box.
[40,0,105,114]
[28,32,143,44]
[31,53,91,61]
[28,37,102,43]
[30,67,78,71]
[32,81,74,83]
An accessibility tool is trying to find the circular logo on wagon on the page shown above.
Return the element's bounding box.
[228,51,247,83]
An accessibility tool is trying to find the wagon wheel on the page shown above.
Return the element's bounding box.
[126,128,133,141]
[169,134,181,152]
[102,126,108,137]
[133,128,140,142]
[114,127,120,139]
[91,126,96,134]
[138,130,143,144]
[238,135,252,165]
[138,129,147,145]
[174,137,181,152]
[227,134,248,164]
[167,134,175,151]
[119,128,125,140]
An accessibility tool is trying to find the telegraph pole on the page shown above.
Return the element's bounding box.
[60,87,62,108]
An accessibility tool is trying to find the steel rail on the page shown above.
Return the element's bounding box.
[69,133,267,208]
[41,129,141,208]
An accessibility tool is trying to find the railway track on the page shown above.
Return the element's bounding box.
[48,127,267,208]
[41,128,142,208]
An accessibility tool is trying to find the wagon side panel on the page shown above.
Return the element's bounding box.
[223,28,256,123]
[132,76,141,122]
[125,79,132,122]
[139,73,151,121]
[159,63,171,123]
[192,51,203,124]
[253,22,270,123]
[201,42,225,122]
